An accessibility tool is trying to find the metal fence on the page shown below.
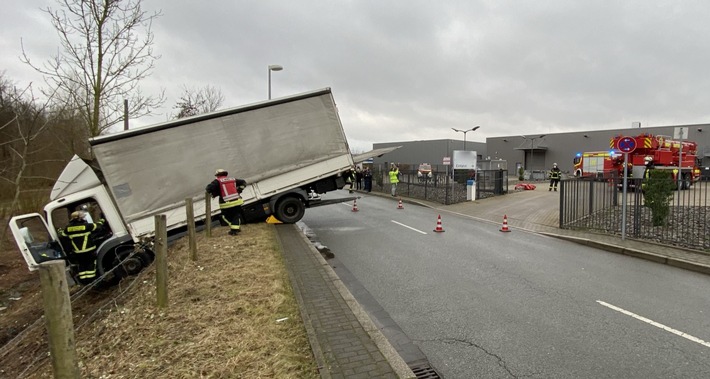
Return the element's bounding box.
[365,163,508,205]
[560,176,710,251]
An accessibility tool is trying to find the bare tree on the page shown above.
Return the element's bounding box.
[21,0,165,137]
[172,85,225,119]
[0,77,69,216]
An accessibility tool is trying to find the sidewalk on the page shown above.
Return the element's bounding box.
[275,224,416,379]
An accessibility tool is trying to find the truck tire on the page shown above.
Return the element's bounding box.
[275,197,305,224]
[101,244,154,285]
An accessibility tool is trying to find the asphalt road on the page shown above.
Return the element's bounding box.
[301,193,710,378]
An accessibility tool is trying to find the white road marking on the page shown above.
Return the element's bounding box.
[597,300,710,348]
[391,220,427,234]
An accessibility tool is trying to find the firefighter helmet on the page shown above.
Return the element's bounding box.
[644,156,653,164]
[215,169,228,176]
[70,211,86,221]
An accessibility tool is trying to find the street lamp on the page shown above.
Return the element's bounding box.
[268,64,283,99]
[522,134,546,178]
[451,126,480,151]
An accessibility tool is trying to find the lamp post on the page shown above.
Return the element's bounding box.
[268,64,283,99]
[451,126,480,151]
[522,134,546,179]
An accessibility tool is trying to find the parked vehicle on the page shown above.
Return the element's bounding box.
[611,133,701,189]
[417,163,433,183]
[573,133,701,190]
[573,151,621,178]
[8,88,360,284]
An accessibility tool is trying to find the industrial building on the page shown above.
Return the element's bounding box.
[374,123,710,178]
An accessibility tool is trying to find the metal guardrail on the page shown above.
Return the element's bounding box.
[560,176,710,251]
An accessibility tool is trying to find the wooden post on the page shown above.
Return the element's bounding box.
[155,215,168,308]
[38,260,80,378]
[185,198,197,261]
[205,193,212,237]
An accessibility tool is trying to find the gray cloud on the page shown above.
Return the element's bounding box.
[4,1,710,152]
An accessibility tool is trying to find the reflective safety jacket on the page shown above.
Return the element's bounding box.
[549,168,561,180]
[389,168,399,184]
[59,219,105,254]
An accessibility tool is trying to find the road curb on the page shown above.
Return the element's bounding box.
[539,232,710,275]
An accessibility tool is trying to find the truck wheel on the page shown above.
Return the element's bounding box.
[275,197,305,224]
[102,245,153,284]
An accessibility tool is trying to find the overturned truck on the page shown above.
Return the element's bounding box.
[9,88,359,285]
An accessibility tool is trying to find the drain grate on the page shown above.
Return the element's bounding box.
[409,359,442,379]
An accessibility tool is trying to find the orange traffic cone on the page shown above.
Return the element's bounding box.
[500,214,511,232]
[433,214,445,233]
[397,199,404,209]
[351,199,359,212]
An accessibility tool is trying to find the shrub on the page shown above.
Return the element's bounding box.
[643,170,674,226]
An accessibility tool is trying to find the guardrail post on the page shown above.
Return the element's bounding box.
[185,198,197,261]
[205,193,212,238]
[39,260,80,378]
[155,214,168,308]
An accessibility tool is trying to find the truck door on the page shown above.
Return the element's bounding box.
[8,213,66,271]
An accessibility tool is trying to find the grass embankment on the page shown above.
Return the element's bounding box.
[23,223,318,379]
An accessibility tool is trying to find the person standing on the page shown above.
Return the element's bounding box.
[58,211,106,284]
[344,167,356,194]
[389,163,400,197]
[355,166,363,190]
[548,163,561,191]
[363,167,373,192]
[206,169,247,235]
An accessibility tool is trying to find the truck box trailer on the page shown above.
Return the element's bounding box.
[9,88,358,284]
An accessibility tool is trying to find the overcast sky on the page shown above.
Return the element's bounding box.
[3,1,710,152]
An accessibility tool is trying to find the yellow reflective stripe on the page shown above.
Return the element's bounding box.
[78,270,96,279]
[68,231,94,253]
[220,199,244,208]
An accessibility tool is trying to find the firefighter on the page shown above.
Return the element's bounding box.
[548,163,561,191]
[642,156,655,191]
[345,167,356,194]
[206,169,247,235]
[58,211,105,284]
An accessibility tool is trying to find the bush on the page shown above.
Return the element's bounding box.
[643,170,674,226]
[518,167,524,181]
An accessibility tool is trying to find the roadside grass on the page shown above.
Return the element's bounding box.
[12,223,318,379]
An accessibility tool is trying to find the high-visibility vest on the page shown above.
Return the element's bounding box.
[389,169,399,184]
[218,177,241,201]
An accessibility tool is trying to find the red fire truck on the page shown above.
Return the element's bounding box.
[574,133,701,189]
[610,133,701,189]
[573,151,624,178]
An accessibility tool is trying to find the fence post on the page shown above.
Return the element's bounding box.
[39,260,80,378]
[155,215,168,308]
[186,198,197,261]
[205,193,212,238]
